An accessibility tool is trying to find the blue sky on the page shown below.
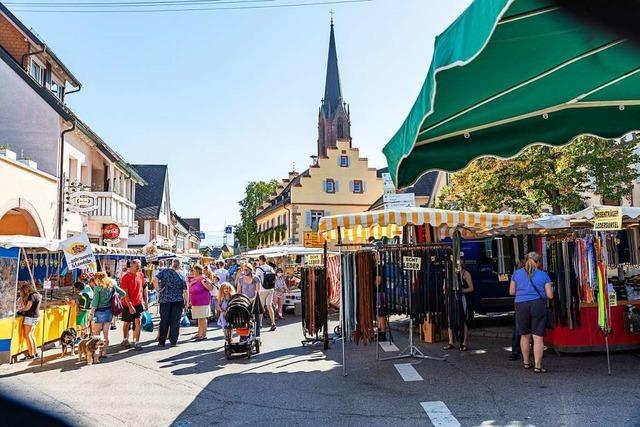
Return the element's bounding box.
[11,0,471,246]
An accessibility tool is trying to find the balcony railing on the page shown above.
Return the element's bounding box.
[89,192,136,227]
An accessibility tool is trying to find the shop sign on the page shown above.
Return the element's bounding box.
[306,254,323,267]
[68,191,98,213]
[102,223,121,240]
[382,172,396,195]
[384,193,416,209]
[593,207,622,231]
[403,256,421,270]
[61,233,96,271]
[304,231,324,248]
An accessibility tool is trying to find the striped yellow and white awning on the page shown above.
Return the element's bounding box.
[318,208,531,242]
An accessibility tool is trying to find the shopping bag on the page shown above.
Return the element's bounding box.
[141,311,154,332]
[180,312,191,327]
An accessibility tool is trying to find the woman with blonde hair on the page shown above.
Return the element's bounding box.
[509,252,553,373]
[89,272,126,357]
[216,282,236,328]
[16,282,42,361]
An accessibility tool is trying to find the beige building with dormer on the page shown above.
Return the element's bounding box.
[255,21,382,248]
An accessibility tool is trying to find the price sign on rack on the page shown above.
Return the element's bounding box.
[403,256,422,271]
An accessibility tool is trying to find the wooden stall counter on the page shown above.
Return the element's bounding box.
[545,300,640,353]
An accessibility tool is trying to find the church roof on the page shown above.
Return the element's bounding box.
[322,20,343,119]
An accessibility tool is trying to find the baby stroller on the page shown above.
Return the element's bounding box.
[224,294,260,360]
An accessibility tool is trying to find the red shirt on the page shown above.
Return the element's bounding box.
[120,271,144,306]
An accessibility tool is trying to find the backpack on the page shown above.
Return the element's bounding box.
[111,288,123,316]
[259,266,276,290]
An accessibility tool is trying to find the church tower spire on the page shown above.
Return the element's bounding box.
[318,18,351,157]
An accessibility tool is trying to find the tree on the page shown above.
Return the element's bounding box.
[437,136,639,215]
[235,180,278,249]
[199,246,212,257]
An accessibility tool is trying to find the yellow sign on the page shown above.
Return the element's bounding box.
[593,207,622,231]
[498,274,509,282]
[403,256,421,271]
[306,254,323,267]
[303,231,324,248]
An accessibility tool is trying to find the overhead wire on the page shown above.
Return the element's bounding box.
[8,0,372,13]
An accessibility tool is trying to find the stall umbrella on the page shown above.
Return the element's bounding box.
[383,0,640,189]
[318,207,532,376]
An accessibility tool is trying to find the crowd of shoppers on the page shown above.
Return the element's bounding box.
[16,256,297,362]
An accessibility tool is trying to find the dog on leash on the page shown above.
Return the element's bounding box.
[77,336,105,365]
[60,328,78,357]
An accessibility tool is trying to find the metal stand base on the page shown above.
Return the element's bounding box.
[379,318,446,362]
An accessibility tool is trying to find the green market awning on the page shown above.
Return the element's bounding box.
[383,0,640,188]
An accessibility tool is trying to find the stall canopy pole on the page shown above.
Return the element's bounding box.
[323,240,329,351]
[338,227,346,377]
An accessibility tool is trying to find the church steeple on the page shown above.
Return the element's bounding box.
[318,17,351,158]
[323,18,342,119]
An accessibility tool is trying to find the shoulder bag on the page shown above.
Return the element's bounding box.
[530,274,555,329]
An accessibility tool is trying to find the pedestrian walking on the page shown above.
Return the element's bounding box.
[509,252,553,373]
[236,263,262,338]
[214,261,229,284]
[216,282,235,328]
[89,272,126,358]
[273,268,287,320]
[256,255,276,331]
[16,282,42,361]
[188,265,214,341]
[119,259,147,351]
[154,259,188,347]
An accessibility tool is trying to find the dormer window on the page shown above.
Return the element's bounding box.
[29,59,44,86]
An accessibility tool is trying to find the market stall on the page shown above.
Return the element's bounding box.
[319,207,531,375]
[0,236,74,364]
[516,207,640,354]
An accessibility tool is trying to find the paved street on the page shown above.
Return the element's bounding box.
[1,312,639,427]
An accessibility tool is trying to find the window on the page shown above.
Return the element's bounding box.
[325,179,335,193]
[337,118,345,138]
[138,220,145,234]
[339,155,349,167]
[29,59,44,85]
[50,80,63,99]
[353,180,363,194]
[310,210,324,231]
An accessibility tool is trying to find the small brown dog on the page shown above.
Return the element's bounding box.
[77,336,105,365]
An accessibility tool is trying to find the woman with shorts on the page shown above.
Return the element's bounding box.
[89,272,126,358]
[509,252,553,373]
[16,282,42,361]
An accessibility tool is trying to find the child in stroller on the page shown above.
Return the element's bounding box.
[224,294,260,359]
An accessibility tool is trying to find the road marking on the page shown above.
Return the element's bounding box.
[379,341,399,352]
[394,363,423,381]
[420,401,460,427]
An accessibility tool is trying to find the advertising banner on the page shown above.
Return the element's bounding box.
[61,234,96,271]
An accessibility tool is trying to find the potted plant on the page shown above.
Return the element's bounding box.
[18,155,38,169]
[0,144,17,160]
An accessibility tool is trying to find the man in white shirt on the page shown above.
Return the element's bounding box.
[214,261,229,284]
[256,255,276,331]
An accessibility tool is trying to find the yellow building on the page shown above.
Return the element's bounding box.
[256,21,382,247]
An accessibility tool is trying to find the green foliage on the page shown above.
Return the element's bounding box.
[199,246,212,257]
[235,180,278,249]
[438,136,640,215]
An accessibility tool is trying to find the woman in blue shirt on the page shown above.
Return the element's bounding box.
[509,252,553,373]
